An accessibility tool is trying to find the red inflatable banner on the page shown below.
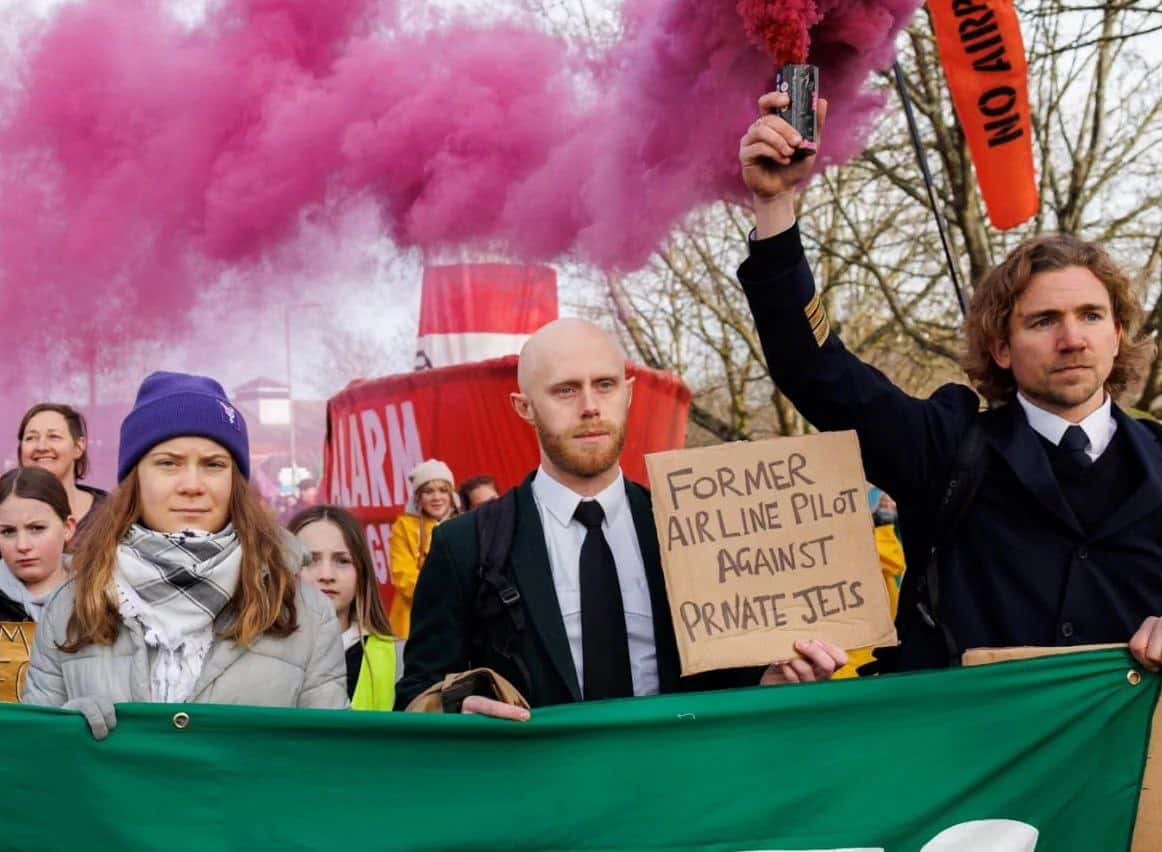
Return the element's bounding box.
[320,356,691,605]
[929,0,1039,230]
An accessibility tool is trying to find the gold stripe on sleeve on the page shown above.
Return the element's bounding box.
[804,293,830,346]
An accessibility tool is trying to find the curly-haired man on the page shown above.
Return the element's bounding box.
[736,90,1162,672]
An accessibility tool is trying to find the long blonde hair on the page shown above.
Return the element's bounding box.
[61,469,297,652]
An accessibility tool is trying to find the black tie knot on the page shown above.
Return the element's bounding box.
[1060,425,1093,468]
[573,500,605,530]
[1060,425,1089,453]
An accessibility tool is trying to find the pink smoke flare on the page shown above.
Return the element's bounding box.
[0,0,920,376]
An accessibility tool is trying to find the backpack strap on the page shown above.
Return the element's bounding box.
[472,486,532,692]
[915,419,988,666]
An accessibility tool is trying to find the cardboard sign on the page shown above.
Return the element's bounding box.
[646,431,897,675]
[0,622,35,703]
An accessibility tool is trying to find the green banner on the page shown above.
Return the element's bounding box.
[3,649,1156,851]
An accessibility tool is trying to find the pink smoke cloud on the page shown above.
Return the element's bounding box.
[0,0,920,376]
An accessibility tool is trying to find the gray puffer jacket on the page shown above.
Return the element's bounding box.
[21,560,347,709]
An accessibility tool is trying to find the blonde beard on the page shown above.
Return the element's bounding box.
[535,420,627,480]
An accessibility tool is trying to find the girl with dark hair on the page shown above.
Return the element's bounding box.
[0,467,75,623]
[18,403,108,540]
[288,505,398,710]
[22,372,347,737]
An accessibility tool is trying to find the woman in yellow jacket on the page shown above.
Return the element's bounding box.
[289,505,398,710]
[388,459,459,639]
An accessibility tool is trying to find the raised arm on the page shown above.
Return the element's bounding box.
[737,90,979,503]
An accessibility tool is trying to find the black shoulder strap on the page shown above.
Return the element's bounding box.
[472,488,531,690]
[476,489,519,586]
[915,419,988,666]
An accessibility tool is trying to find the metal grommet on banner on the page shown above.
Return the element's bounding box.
[172,711,191,730]
[1127,670,1143,686]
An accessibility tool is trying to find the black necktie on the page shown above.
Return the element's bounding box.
[1060,425,1093,469]
[573,500,634,700]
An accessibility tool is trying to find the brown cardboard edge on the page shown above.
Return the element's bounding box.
[961,643,1120,666]
[676,625,902,676]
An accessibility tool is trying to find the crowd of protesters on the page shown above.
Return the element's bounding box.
[0,370,501,730]
[0,367,516,731]
[4,86,1162,738]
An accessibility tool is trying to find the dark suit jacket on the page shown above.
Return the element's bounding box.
[395,476,761,709]
[738,224,1162,669]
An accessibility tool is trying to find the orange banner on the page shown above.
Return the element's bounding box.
[929,0,1039,230]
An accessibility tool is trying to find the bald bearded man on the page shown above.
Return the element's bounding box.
[395,319,846,718]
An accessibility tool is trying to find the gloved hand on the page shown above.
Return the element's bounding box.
[61,696,117,741]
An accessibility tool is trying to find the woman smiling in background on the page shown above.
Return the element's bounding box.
[388,459,459,639]
[18,403,107,541]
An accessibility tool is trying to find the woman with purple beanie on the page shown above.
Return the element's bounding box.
[22,372,347,737]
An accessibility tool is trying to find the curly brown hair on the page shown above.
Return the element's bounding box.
[962,233,1155,405]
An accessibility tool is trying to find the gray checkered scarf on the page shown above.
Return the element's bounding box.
[115,523,242,703]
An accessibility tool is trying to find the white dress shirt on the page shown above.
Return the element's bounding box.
[530,466,660,697]
[1017,392,1116,462]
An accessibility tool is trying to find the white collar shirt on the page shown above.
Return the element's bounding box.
[1017,392,1116,462]
[341,623,362,652]
[530,466,659,697]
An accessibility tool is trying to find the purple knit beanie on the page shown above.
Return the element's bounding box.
[117,372,250,481]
